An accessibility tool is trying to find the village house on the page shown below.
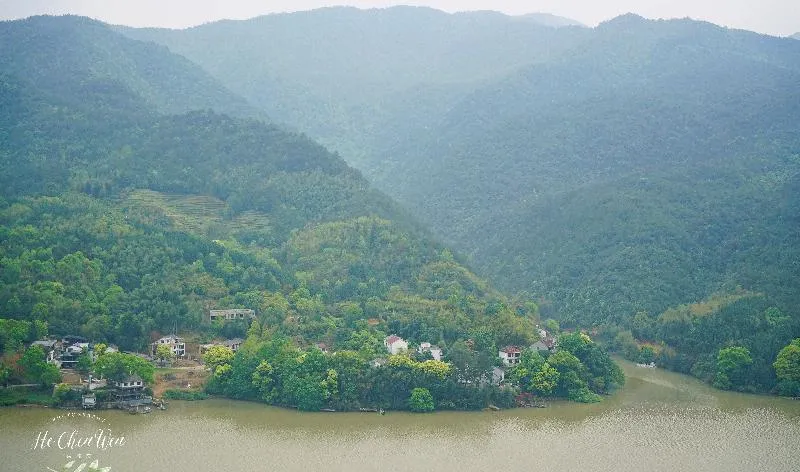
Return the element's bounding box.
[530,337,556,353]
[62,335,88,345]
[209,308,256,322]
[58,343,87,369]
[199,338,245,357]
[314,342,330,354]
[31,339,58,363]
[499,346,522,366]
[111,374,152,411]
[417,342,443,361]
[82,393,97,409]
[151,334,186,358]
[384,335,408,355]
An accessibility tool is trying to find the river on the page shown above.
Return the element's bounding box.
[2,360,799,472]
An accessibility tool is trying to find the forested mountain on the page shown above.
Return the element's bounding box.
[385,15,800,327]
[122,11,800,323]
[0,15,539,361]
[2,10,797,398]
[117,6,590,168]
[118,10,800,393]
[0,15,259,118]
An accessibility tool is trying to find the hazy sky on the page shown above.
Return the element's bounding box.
[0,0,797,36]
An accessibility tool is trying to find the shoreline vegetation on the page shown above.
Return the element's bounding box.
[196,328,623,412]
[1,322,624,413]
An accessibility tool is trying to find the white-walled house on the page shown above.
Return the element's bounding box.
[499,346,522,366]
[151,334,186,357]
[418,342,443,361]
[384,335,408,355]
[113,375,144,390]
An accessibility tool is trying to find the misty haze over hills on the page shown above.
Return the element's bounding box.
[2,6,799,394]
[119,7,800,326]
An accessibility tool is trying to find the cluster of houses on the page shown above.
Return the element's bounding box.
[31,335,120,369]
[380,326,558,387]
[25,335,152,411]
[383,335,442,360]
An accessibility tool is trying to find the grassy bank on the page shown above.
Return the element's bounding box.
[0,386,55,407]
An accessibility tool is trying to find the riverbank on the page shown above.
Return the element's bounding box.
[4,362,799,472]
[0,386,55,407]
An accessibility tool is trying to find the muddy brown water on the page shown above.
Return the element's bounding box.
[2,359,798,471]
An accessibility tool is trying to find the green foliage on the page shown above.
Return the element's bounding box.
[76,353,93,374]
[408,387,435,412]
[0,386,55,406]
[18,345,61,386]
[531,363,559,396]
[713,346,753,391]
[774,339,800,396]
[0,319,43,353]
[162,389,209,400]
[93,352,154,384]
[154,344,176,365]
[52,383,82,406]
[0,13,631,409]
[203,345,234,373]
[623,294,800,392]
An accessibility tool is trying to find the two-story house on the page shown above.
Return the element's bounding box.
[151,335,185,358]
[499,346,522,366]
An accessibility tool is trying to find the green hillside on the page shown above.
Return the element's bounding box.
[116,11,800,394]
[0,15,259,118]
[0,15,547,399]
[385,16,800,327]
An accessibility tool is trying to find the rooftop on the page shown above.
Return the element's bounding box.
[500,346,522,354]
[385,335,404,345]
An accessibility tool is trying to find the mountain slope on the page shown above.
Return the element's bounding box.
[0,15,539,360]
[0,15,260,118]
[117,12,800,335]
[117,6,590,168]
[376,16,800,326]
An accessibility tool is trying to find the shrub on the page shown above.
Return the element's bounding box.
[408,387,434,412]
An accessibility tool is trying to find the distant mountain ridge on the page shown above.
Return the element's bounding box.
[119,11,800,336]
[117,7,592,168]
[515,12,585,28]
[0,15,262,119]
